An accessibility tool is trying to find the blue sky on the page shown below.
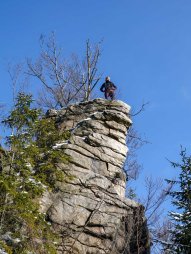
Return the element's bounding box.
[1,1,191,203]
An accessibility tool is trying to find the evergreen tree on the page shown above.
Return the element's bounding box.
[166,149,191,253]
[0,93,69,253]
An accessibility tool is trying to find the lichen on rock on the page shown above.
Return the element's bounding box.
[43,98,150,254]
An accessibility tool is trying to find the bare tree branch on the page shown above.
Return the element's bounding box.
[25,33,102,109]
[125,127,148,180]
[130,102,149,117]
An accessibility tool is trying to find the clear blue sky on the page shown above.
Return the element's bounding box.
[1,1,191,199]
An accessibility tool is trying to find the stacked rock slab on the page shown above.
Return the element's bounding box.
[43,99,150,254]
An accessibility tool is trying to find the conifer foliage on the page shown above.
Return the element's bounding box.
[0,93,69,253]
[166,149,191,253]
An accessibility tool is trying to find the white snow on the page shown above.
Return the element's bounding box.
[90,111,100,116]
[21,191,28,194]
[52,141,69,149]
[14,238,21,243]
[28,178,36,183]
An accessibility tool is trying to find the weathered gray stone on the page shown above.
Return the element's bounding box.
[43,98,150,254]
[105,120,128,134]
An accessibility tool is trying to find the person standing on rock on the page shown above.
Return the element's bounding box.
[100,76,117,100]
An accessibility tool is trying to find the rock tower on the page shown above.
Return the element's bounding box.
[41,99,150,254]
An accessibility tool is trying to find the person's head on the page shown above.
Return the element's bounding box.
[105,76,110,82]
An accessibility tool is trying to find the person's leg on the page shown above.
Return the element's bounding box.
[105,91,108,99]
[110,91,115,100]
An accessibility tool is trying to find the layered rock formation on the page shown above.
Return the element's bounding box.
[42,99,150,254]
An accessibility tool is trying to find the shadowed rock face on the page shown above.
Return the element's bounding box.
[42,99,150,254]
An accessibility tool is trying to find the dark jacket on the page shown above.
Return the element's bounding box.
[100,81,117,92]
